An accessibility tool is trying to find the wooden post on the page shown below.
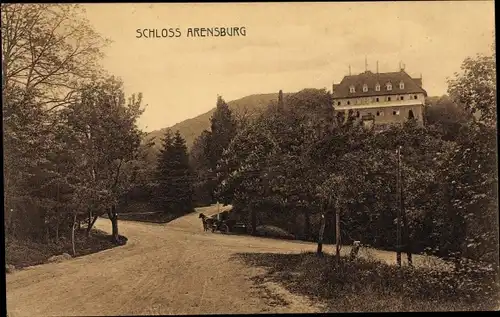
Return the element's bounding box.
[396,147,402,267]
[336,206,341,265]
[400,151,413,267]
[71,213,77,256]
[317,214,326,255]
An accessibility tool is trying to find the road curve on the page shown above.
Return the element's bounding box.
[6,205,327,316]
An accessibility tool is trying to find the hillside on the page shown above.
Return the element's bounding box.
[144,92,289,154]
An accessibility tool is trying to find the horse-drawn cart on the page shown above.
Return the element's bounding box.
[200,210,253,235]
[211,218,251,234]
[210,211,252,234]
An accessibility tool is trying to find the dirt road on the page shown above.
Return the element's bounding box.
[6,206,327,316]
[6,205,438,316]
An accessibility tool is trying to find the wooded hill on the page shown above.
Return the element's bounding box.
[144,92,293,152]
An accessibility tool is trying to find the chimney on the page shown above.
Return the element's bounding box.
[349,65,351,76]
[376,61,379,74]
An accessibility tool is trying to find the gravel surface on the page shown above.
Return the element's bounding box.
[6,206,325,316]
[6,205,442,316]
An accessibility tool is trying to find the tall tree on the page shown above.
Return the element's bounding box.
[1,4,109,108]
[206,95,237,202]
[156,130,194,213]
[189,130,212,206]
[63,76,144,244]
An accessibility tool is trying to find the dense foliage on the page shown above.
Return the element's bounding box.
[212,52,498,273]
[3,4,144,249]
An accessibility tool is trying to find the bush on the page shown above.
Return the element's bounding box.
[255,225,295,240]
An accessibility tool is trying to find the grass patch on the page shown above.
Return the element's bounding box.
[5,228,126,269]
[236,252,499,312]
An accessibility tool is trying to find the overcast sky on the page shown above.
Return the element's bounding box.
[83,2,495,132]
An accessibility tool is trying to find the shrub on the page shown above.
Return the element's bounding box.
[255,225,295,240]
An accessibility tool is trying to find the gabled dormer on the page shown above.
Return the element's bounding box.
[386,82,392,91]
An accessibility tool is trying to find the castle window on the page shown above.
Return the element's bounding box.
[363,84,368,92]
[376,97,379,102]
[356,111,360,118]
[386,83,392,91]
[414,95,418,100]
[375,83,381,91]
[349,85,355,93]
[347,101,350,105]
[387,97,392,101]
[337,101,341,106]
[399,81,405,89]
[376,111,380,116]
[393,110,400,116]
[400,96,404,100]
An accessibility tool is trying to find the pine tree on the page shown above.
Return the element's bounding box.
[205,96,237,202]
[156,130,193,213]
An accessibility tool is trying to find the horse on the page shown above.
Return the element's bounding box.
[199,213,215,231]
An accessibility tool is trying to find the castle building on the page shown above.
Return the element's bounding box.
[332,67,427,128]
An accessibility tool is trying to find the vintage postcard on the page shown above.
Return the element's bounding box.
[3,1,498,315]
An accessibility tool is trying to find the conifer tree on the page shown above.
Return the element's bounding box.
[205,96,237,202]
[156,130,193,213]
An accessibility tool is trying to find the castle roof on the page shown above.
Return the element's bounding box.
[333,70,427,99]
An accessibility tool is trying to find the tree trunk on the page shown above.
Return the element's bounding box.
[55,221,59,241]
[401,206,412,266]
[71,213,77,256]
[336,207,341,265]
[400,161,412,267]
[317,214,326,256]
[86,214,99,237]
[108,206,119,244]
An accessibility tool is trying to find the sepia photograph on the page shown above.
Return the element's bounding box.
[2,1,498,315]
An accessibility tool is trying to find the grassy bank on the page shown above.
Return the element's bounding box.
[5,229,127,269]
[236,252,499,312]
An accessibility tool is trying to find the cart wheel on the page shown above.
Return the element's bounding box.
[221,224,229,234]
